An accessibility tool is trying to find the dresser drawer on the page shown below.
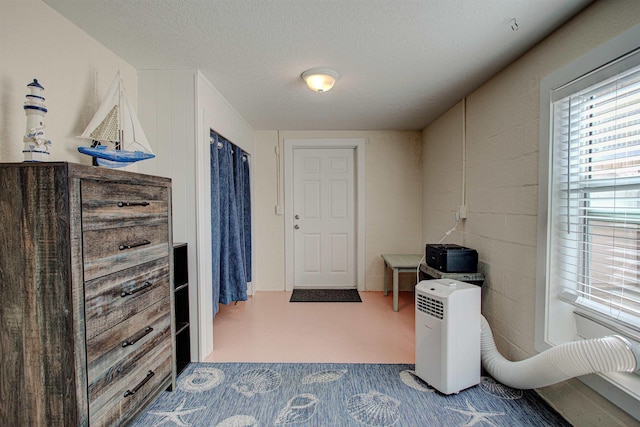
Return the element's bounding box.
[86,297,171,372]
[81,180,168,231]
[83,223,169,281]
[89,341,172,427]
[85,257,170,340]
[87,299,171,415]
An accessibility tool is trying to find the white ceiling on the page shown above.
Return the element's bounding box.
[43,0,592,131]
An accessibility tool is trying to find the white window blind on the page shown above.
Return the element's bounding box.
[549,49,640,330]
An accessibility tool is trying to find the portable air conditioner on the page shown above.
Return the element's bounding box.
[415,279,481,394]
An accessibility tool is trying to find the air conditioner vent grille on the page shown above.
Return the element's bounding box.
[417,293,444,319]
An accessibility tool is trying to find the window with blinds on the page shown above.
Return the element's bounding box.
[549,49,640,330]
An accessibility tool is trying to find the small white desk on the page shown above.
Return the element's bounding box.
[381,254,423,312]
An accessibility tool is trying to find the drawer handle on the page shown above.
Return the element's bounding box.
[119,240,151,251]
[124,370,155,397]
[121,326,154,348]
[117,201,150,208]
[121,281,153,297]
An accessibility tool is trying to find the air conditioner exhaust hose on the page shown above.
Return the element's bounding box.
[480,315,640,389]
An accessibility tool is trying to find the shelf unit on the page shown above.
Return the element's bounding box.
[173,243,191,376]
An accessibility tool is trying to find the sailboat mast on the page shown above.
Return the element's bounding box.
[117,74,124,151]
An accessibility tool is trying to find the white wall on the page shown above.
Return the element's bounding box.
[0,0,138,167]
[137,70,254,253]
[422,101,465,245]
[137,69,255,361]
[421,1,640,425]
[253,130,423,292]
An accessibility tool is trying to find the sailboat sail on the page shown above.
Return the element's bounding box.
[78,72,155,167]
[89,104,119,141]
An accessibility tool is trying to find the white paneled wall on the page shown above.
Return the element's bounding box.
[138,70,254,361]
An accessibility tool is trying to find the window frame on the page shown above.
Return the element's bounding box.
[536,24,640,420]
[552,61,640,330]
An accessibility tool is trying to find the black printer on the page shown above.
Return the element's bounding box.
[426,244,478,273]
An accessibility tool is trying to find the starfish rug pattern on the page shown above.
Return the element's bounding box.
[133,363,569,427]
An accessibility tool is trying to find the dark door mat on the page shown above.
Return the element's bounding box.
[290,288,362,302]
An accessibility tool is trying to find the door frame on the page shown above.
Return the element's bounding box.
[284,138,365,292]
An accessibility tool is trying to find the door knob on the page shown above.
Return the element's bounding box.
[295,214,300,219]
[294,225,300,229]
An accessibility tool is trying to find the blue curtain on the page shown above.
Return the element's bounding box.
[210,134,221,315]
[241,151,252,281]
[211,132,250,313]
[233,147,252,282]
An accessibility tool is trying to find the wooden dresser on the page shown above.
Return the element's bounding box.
[0,162,175,426]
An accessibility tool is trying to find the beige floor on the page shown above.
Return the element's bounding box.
[204,290,415,364]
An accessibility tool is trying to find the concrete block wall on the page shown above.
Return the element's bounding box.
[421,1,640,424]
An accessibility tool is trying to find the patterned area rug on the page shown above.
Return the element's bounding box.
[132,363,569,426]
[289,289,362,302]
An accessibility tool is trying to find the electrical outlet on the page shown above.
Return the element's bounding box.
[457,205,468,220]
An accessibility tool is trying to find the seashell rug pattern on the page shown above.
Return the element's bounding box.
[132,362,569,426]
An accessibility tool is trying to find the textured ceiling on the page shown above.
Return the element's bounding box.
[43,0,592,131]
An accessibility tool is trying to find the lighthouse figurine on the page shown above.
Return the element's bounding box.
[23,79,52,161]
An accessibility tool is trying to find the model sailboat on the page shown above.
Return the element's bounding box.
[77,72,155,168]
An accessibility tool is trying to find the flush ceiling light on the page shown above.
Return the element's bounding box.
[301,68,340,93]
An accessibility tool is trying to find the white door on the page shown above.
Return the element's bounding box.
[293,147,355,288]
